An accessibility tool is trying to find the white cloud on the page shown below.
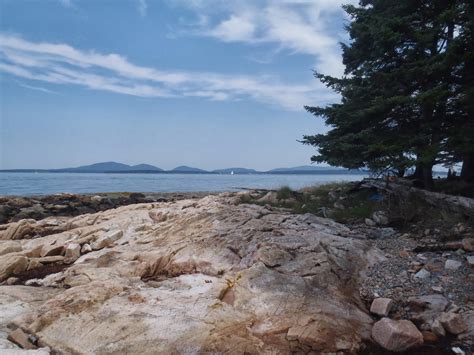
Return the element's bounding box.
[170,0,354,76]
[57,0,74,8]
[0,33,336,110]
[138,0,148,17]
[209,15,256,42]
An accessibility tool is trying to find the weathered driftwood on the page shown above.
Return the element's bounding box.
[359,178,474,217]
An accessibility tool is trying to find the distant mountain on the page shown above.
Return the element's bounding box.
[0,162,368,175]
[57,162,163,173]
[171,165,208,173]
[128,164,163,171]
[213,168,257,174]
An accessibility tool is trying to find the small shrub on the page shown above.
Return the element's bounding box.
[276,186,293,200]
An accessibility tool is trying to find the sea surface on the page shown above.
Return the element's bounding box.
[0,172,368,196]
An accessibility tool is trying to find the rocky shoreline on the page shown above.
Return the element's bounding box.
[0,184,472,354]
[0,191,217,224]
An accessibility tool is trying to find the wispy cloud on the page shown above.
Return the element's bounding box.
[137,0,148,17]
[0,33,336,110]
[168,0,354,76]
[17,81,59,94]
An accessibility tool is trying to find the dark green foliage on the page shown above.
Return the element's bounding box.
[302,0,474,187]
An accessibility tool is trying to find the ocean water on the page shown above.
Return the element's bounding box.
[0,172,368,196]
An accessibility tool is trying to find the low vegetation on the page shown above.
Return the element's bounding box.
[239,181,473,234]
[239,182,378,224]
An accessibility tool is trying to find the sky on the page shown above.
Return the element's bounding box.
[0,0,353,170]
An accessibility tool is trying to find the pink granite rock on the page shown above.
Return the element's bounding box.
[372,317,423,352]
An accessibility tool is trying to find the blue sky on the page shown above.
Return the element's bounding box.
[0,0,352,170]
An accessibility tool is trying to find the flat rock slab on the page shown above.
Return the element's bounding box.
[0,194,383,354]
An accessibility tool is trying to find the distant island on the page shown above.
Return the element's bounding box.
[0,161,367,175]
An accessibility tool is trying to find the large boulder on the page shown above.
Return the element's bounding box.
[372,318,423,352]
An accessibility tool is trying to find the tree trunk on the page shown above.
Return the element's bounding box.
[411,162,434,189]
[461,153,474,182]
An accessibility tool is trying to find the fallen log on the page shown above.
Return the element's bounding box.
[359,179,474,218]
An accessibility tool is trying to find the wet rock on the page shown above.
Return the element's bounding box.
[371,318,423,352]
[0,205,12,224]
[129,192,146,202]
[370,298,393,317]
[16,204,47,221]
[91,195,103,203]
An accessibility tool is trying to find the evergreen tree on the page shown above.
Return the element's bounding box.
[302,0,473,187]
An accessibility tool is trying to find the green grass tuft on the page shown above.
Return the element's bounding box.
[276,186,293,200]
